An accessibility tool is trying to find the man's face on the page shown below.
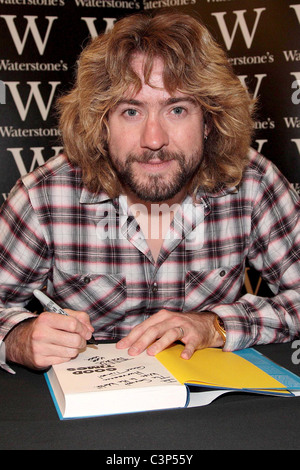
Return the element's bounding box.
[108,54,206,203]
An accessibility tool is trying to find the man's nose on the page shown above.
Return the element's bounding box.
[140,116,169,150]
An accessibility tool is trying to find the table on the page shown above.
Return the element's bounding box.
[1,342,300,450]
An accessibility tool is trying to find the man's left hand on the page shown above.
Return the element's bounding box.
[116,309,224,359]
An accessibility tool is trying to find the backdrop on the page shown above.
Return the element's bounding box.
[0,0,299,295]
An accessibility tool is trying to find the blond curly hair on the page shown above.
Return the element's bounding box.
[57,10,255,196]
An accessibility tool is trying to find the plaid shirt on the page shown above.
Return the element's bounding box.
[0,148,299,352]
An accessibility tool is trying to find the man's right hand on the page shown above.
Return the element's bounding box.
[4,310,94,370]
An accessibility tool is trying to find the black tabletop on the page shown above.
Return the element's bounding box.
[1,342,300,450]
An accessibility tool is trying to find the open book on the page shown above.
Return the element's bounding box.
[45,343,300,419]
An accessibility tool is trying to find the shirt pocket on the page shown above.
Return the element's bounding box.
[52,265,127,331]
[184,264,244,311]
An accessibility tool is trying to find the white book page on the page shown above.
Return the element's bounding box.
[52,343,181,394]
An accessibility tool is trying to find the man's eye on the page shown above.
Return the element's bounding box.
[171,107,185,115]
[124,109,138,117]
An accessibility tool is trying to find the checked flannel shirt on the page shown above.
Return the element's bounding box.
[0,148,299,352]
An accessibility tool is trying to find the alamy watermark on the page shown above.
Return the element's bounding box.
[95,199,205,250]
[0,81,5,104]
[292,80,300,105]
[291,340,300,365]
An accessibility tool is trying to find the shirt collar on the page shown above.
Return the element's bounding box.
[79,187,115,205]
[196,184,239,199]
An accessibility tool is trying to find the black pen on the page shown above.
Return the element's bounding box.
[33,289,97,344]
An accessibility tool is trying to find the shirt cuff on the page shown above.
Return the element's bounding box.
[209,303,257,352]
[0,310,37,342]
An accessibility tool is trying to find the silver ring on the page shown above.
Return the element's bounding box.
[178,327,185,339]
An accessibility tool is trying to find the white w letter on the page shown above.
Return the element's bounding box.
[212,8,266,50]
[0,15,57,55]
[5,81,60,121]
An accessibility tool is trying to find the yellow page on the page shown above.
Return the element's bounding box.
[156,345,287,390]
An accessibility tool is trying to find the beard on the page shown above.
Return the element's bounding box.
[110,149,202,202]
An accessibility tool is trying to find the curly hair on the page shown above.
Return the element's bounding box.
[57,10,255,197]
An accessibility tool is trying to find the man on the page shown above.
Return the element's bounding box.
[0,11,299,371]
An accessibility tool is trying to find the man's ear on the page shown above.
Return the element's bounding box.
[202,111,213,140]
[204,123,211,140]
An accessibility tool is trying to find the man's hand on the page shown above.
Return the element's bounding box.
[5,309,94,370]
[116,309,224,360]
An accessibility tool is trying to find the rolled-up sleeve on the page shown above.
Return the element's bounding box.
[211,158,300,351]
[0,180,51,340]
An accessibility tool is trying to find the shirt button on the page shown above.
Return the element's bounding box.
[152,282,158,293]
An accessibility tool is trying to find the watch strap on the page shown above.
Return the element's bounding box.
[213,315,226,346]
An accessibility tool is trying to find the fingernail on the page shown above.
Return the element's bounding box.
[128,346,140,356]
[181,351,190,360]
[147,345,157,356]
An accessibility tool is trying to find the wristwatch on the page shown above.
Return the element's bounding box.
[0,340,15,375]
[213,315,226,346]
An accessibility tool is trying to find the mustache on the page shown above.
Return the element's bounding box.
[126,150,185,164]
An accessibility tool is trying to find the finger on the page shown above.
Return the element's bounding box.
[180,342,197,360]
[30,343,82,369]
[116,318,157,350]
[48,311,92,340]
[128,321,186,356]
[126,322,167,356]
[65,309,94,333]
[116,310,173,350]
[147,326,186,356]
[33,322,86,352]
[30,325,86,369]
[38,312,91,345]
